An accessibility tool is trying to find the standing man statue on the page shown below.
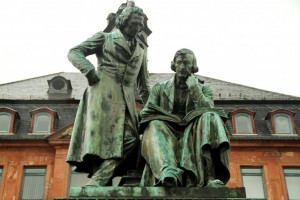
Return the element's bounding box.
[66,5,150,186]
[140,49,230,187]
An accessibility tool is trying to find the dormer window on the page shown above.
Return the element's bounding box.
[30,108,58,134]
[266,109,296,135]
[47,76,72,94]
[0,107,20,134]
[229,109,256,134]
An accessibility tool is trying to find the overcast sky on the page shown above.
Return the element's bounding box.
[0,0,300,97]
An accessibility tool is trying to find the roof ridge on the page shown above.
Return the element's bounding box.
[149,72,300,98]
[0,72,66,86]
[0,72,299,100]
[195,74,300,99]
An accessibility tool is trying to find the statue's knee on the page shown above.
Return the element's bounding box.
[202,112,213,117]
[202,112,222,120]
[148,120,165,129]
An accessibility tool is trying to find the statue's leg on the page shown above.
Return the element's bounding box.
[141,120,183,186]
[203,149,215,183]
[86,124,138,186]
[199,112,227,187]
[87,159,118,186]
[203,150,225,187]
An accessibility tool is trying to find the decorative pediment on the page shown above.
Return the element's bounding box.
[47,123,73,143]
[60,126,73,139]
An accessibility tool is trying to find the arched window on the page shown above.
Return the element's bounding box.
[30,108,58,134]
[235,113,254,134]
[0,107,20,134]
[0,112,12,133]
[33,112,52,133]
[274,114,292,134]
[229,109,256,134]
[266,110,296,135]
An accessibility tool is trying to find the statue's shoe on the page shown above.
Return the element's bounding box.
[84,178,112,186]
[85,179,99,187]
[162,173,178,187]
[206,179,225,188]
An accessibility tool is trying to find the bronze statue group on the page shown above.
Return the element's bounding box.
[66,5,230,188]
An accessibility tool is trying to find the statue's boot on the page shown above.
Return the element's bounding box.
[85,127,138,186]
[161,173,178,187]
[160,167,183,187]
[86,159,118,186]
[206,179,225,187]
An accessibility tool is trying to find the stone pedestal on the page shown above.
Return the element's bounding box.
[55,186,248,199]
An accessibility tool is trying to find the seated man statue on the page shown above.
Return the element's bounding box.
[139,48,230,187]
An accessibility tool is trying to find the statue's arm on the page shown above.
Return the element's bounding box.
[67,32,106,76]
[143,83,161,108]
[138,83,161,125]
[186,75,214,108]
[137,53,151,104]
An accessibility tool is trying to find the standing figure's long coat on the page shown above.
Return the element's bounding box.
[66,29,150,175]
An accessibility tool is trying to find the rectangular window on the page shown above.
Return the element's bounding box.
[20,167,46,200]
[69,166,90,188]
[241,167,266,198]
[0,167,3,185]
[284,168,300,200]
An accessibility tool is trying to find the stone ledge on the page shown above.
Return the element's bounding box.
[65,186,247,199]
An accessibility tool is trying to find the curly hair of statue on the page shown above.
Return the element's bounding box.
[115,6,144,30]
[170,48,199,73]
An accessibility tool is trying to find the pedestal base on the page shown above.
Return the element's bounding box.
[58,186,249,199]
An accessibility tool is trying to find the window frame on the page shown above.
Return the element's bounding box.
[0,107,20,134]
[30,108,58,134]
[283,167,300,200]
[68,166,90,189]
[265,109,296,135]
[229,109,256,135]
[241,166,267,199]
[0,167,3,186]
[20,166,47,200]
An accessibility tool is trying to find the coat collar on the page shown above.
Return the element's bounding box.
[164,77,175,111]
[112,29,142,59]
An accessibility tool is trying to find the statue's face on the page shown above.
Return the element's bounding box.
[122,13,144,39]
[174,53,194,80]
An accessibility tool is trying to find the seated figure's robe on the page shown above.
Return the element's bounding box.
[140,77,230,186]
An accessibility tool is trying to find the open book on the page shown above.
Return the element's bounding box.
[140,103,227,126]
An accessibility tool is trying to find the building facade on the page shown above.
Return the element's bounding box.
[1,3,300,199]
[0,72,300,199]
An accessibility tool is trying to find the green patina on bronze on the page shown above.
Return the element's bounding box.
[139,48,230,187]
[66,2,231,194]
[66,5,150,186]
[67,186,246,199]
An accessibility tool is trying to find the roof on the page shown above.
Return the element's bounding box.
[1,99,299,140]
[0,72,299,139]
[0,72,299,101]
